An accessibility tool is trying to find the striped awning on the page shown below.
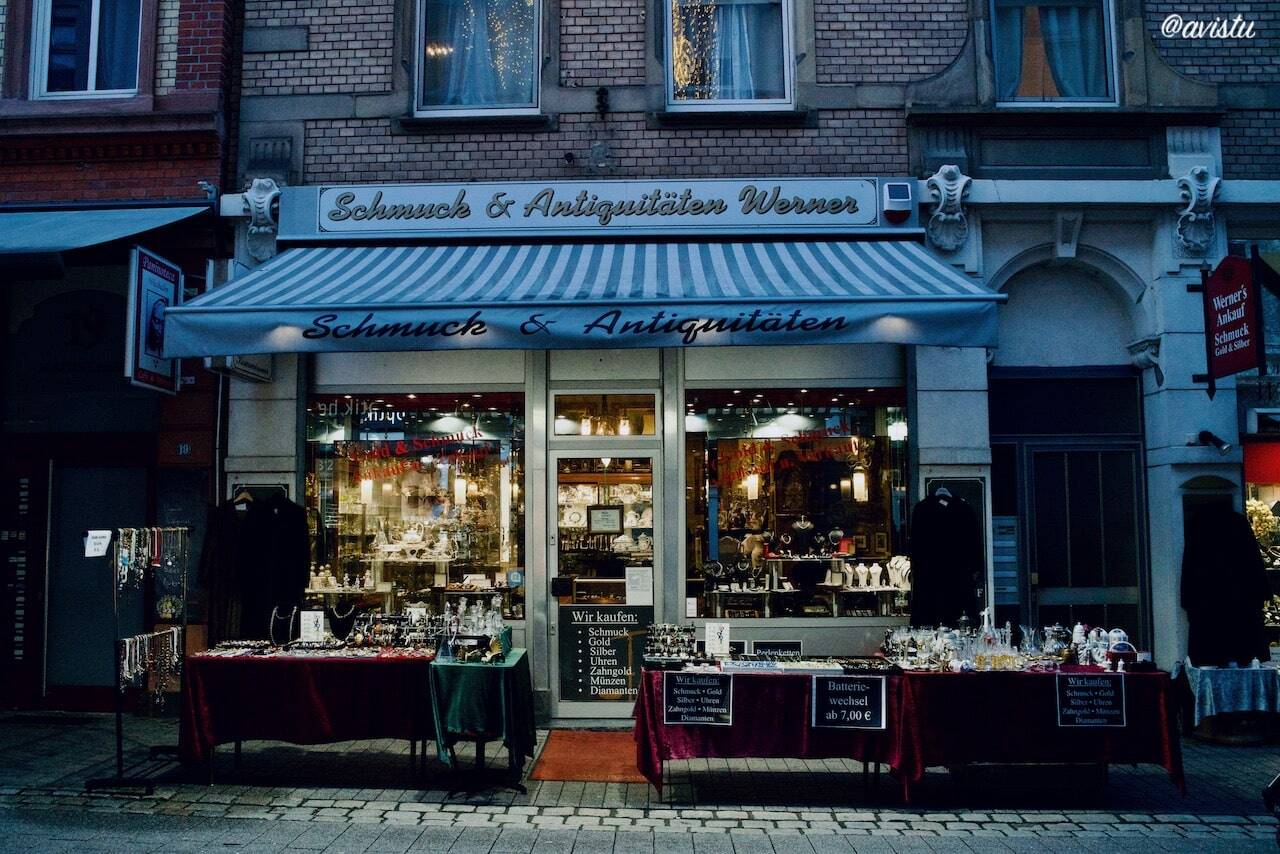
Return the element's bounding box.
[164,241,1003,356]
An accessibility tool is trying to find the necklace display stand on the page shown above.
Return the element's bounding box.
[86,526,191,794]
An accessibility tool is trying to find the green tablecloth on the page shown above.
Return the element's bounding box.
[429,648,537,774]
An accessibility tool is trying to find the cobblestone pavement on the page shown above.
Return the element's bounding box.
[0,711,1276,852]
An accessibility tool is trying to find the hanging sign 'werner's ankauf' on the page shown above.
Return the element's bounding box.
[279,178,912,240]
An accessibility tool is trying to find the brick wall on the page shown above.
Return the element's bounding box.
[1221,110,1280,179]
[0,134,222,203]
[815,0,967,84]
[176,0,234,92]
[1146,1,1280,84]
[156,0,181,95]
[561,0,646,86]
[302,109,908,183]
[242,0,394,96]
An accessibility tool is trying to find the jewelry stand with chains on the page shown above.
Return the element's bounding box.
[85,526,191,795]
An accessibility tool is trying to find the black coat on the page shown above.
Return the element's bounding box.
[1181,505,1270,667]
[238,492,311,640]
[909,494,983,627]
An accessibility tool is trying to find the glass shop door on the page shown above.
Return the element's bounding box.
[548,453,659,718]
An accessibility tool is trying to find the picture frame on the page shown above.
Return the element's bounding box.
[873,532,889,554]
[852,534,868,552]
[588,504,624,534]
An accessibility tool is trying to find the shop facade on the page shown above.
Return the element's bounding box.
[155,0,1280,719]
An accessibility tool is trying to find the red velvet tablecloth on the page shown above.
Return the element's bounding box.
[633,667,1184,799]
[897,667,1184,799]
[633,669,902,790]
[179,653,434,763]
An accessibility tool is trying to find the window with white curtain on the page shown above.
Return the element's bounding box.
[417,0,540,115]
[30,0,142,98]
[990,0,1116,104]
[666,0,792,110]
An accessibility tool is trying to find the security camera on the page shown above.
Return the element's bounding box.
[1195,430,1232,454]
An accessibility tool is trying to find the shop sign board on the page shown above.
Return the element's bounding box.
[1201,255,1266,388]
[663,672,733,726]
[752,640,803,656]
[125,246,182,394]
[558,605,652,702]
[283,178,915,241]
[811,675,886,730]
[1056,673,1126,727]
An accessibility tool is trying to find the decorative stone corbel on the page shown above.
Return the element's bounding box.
[1054,210,1083,259]
[1175,166,1220,256]
[925,165,971,253]
[243,177,281,262]
[1127,336,1164,387]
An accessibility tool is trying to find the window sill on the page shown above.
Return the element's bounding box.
[0,93,222,136]
[394,113,558,135]
[647,108,818,130]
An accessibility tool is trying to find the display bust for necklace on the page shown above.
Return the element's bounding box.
[855,563,870,588]
[792,515,814,531]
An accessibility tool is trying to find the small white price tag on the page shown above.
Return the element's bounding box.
[84,530,113,558]
[300,610,325,642]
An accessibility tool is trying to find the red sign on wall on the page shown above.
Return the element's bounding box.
[1202,255,1265,382]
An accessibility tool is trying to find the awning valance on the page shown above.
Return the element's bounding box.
[0,206,207,254]
[164,240,1004,357]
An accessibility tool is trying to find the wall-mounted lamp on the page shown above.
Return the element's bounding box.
[887,420,908,442]
[453,476,467,506]
[742,473,760,501]
[1191,430,1233,454]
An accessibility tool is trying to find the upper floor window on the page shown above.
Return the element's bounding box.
[991,0,1116,104]
[31,0,142,98]
[416,0,540,116]
[666,0,793,110]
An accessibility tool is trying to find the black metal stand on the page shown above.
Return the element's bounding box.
[84,527,190,794]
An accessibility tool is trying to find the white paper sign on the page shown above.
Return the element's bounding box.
[300,610,325,642]
[705,622,731,657]
[84,530,113,558]
[686,597,699,618]
[625,566,654,606]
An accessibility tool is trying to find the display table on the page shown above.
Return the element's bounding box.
[180,648,536,783]
[897,668,1184,800]
[428,649,537,778]
[633,667,1184,801]
[1176,660,1280,727]
[180,652,434,766]
[633,668,902,790]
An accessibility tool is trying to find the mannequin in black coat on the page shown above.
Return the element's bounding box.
[238,491,311,640]
[1181,503,1270,666]
[909,492,983,627]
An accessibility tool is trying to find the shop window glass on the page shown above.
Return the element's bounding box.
[417,0,539,114]
[33,0,141,96]
[991,0,1114,103]
[667,0,792,108]
[684,388,909,619]
[306,393,525,620]
[553,393,657,437]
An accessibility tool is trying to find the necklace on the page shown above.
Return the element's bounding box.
[330,600,356,620]
[270,606,298,645]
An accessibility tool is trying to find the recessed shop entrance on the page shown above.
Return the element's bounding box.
[548,452,660,718]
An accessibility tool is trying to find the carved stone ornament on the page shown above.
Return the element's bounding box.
[1127,336,1164,387]
[243,177,281,262]
[926,164,972,252]
[1175,166,1220,255]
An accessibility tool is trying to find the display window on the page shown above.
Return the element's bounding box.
[306,392,525,619]
[553,392,657,436]
[684,387,909,619]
